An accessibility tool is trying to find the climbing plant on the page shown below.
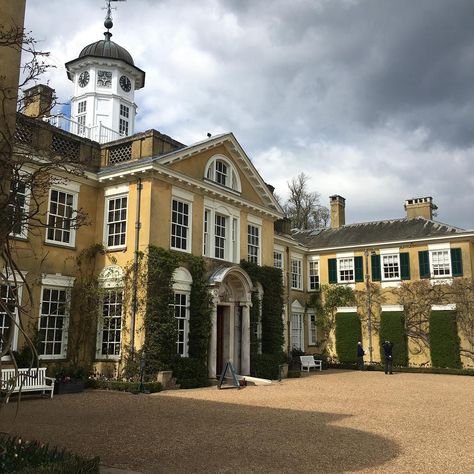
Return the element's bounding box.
[429,310,461,369]
[379,311,408,366]
[335,312,361,364]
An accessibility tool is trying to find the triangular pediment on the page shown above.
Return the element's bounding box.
[154,133,283,214]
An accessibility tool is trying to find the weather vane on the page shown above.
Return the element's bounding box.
[102,0,126,38]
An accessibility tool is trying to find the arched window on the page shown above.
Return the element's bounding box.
[205,155,241,192]
[172,267,193,357]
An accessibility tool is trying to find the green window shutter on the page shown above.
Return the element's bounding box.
[451,248,463,277]
[418,251,430,279]
[354,256,364,282]
[328,258,337,284]
[371,254,381,281]
[400,252,411,280]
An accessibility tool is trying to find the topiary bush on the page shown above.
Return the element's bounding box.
[379,311,408,366]
[172,357,209,389]
[429,310,462,369]
[86,379,162,393]
[335,312,361,364]
[251,352,286,380]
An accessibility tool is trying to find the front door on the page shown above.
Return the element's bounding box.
[216,306,224,376]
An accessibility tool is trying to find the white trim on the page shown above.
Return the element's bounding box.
[51,179,81,194]
[274,244,285,252]
[308,255,320,262]
[0,280,23,357]
[41,274,75,287]
[98,265,125,288]
[290,252,304,259]
[381,304,404,312]
[380,247,400,255]
[430,277,453,286]
[428,242,451,250]
[172,186,195,202]
[336,251,354,258]
[104,193,129,250]
[247,214,262,226]
[291,299,305,311]
[247,222,261,265]
[172,267,193,292]
[44,187,78,248]
[170,195,193,254]
[290,257,303,290]
[336,306,358,313]
[308,233,474,253]
[1,270,28,283]
[381,281,401,288]
[104,183,129,197]
[431,304,456,311]
[204,154,242,192]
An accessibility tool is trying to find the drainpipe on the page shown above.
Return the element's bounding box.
[130,177,142,359]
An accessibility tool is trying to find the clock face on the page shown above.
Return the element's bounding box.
[97,70,112,88]
[120,75,132,92]
[78,71,90,88]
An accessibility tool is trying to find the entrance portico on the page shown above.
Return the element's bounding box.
[208,266,253,378]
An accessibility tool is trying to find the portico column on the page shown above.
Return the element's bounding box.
[208,291,219,378]
[241,304,251,375]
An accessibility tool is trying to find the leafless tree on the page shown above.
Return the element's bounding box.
[0,19,88,401]
[283,173,329,230]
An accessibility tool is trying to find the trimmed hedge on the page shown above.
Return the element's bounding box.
[0,434,99,473]
[171,357,209,389]
[328,363,474,376]
[379,311,408,366]
[429,310,461,369]
[86,379,162,393]
[251,352,286,380]
[335,312,361,363]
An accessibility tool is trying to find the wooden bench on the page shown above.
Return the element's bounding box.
[300,355,323,373]
[1,368,55,403]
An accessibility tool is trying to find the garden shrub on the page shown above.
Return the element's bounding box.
[379,311,408,366]
[171,357,209,389]
[429,310,462,368]
[86,379,162,393]
[251,352,286,380]
[335,312,361,363]
[0,434,99,473]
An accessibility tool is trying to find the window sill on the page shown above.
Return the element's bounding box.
[44,240,76,250]
[381,280,402,288]
[170,246,191,254]
[105,246,127,253]
[430,277,453,286]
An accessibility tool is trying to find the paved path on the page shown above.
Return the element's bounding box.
[0,370,473,473]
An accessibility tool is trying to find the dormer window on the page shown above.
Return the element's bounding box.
[205,155,241,192]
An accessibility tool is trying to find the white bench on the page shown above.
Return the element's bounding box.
[1,368,55,403]
[300,355,323,373]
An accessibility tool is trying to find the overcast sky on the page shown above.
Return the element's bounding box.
[24,0,474,229]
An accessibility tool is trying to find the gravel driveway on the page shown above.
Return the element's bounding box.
[0,370,473,473]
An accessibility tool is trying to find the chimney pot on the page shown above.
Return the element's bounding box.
[330,194,346,228]
[23,84,55,118]
[404,196,437,220]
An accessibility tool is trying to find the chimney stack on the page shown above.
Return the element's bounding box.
[23,84,54,118]
[330,195,346,228]
[404,197,437,220]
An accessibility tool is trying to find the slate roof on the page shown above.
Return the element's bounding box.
[291,217,469,250]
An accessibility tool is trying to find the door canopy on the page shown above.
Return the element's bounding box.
[208,266,253,305]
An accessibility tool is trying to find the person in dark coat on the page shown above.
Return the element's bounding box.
[382,340,394,375]
[357,341,365,370]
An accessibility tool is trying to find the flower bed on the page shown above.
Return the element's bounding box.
[0,434,99,473]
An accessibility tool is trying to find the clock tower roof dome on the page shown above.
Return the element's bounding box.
[79,34,135,67]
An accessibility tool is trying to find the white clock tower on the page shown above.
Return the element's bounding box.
[65,6,145,143]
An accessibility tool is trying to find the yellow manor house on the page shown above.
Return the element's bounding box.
[3,8,474,382]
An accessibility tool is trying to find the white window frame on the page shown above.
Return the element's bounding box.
[308,258,320,291]
[96,265,125,360]
[45,183,79,247]
[203,198,240,263]
[98,289,124,359]
[204,155,242,193]
[290,312,304,351]
[337,252,355,284]
[274,245,285,283]
[247,224,260,264]
[173,267,192,357]
[429,249,452,278]
[104,186,129,250]
[291,256,303,290]
[308,312,317,346]
[170,191,193,253]
[38,274,74,360]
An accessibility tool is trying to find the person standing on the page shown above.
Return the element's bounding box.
[382,340,394,375]
[357,341,365,370]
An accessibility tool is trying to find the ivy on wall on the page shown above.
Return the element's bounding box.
[143,246,212,384]
[379,311,408,366]
[335,312,361,364]
[240,260,285,378]
[429,310,461,369]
